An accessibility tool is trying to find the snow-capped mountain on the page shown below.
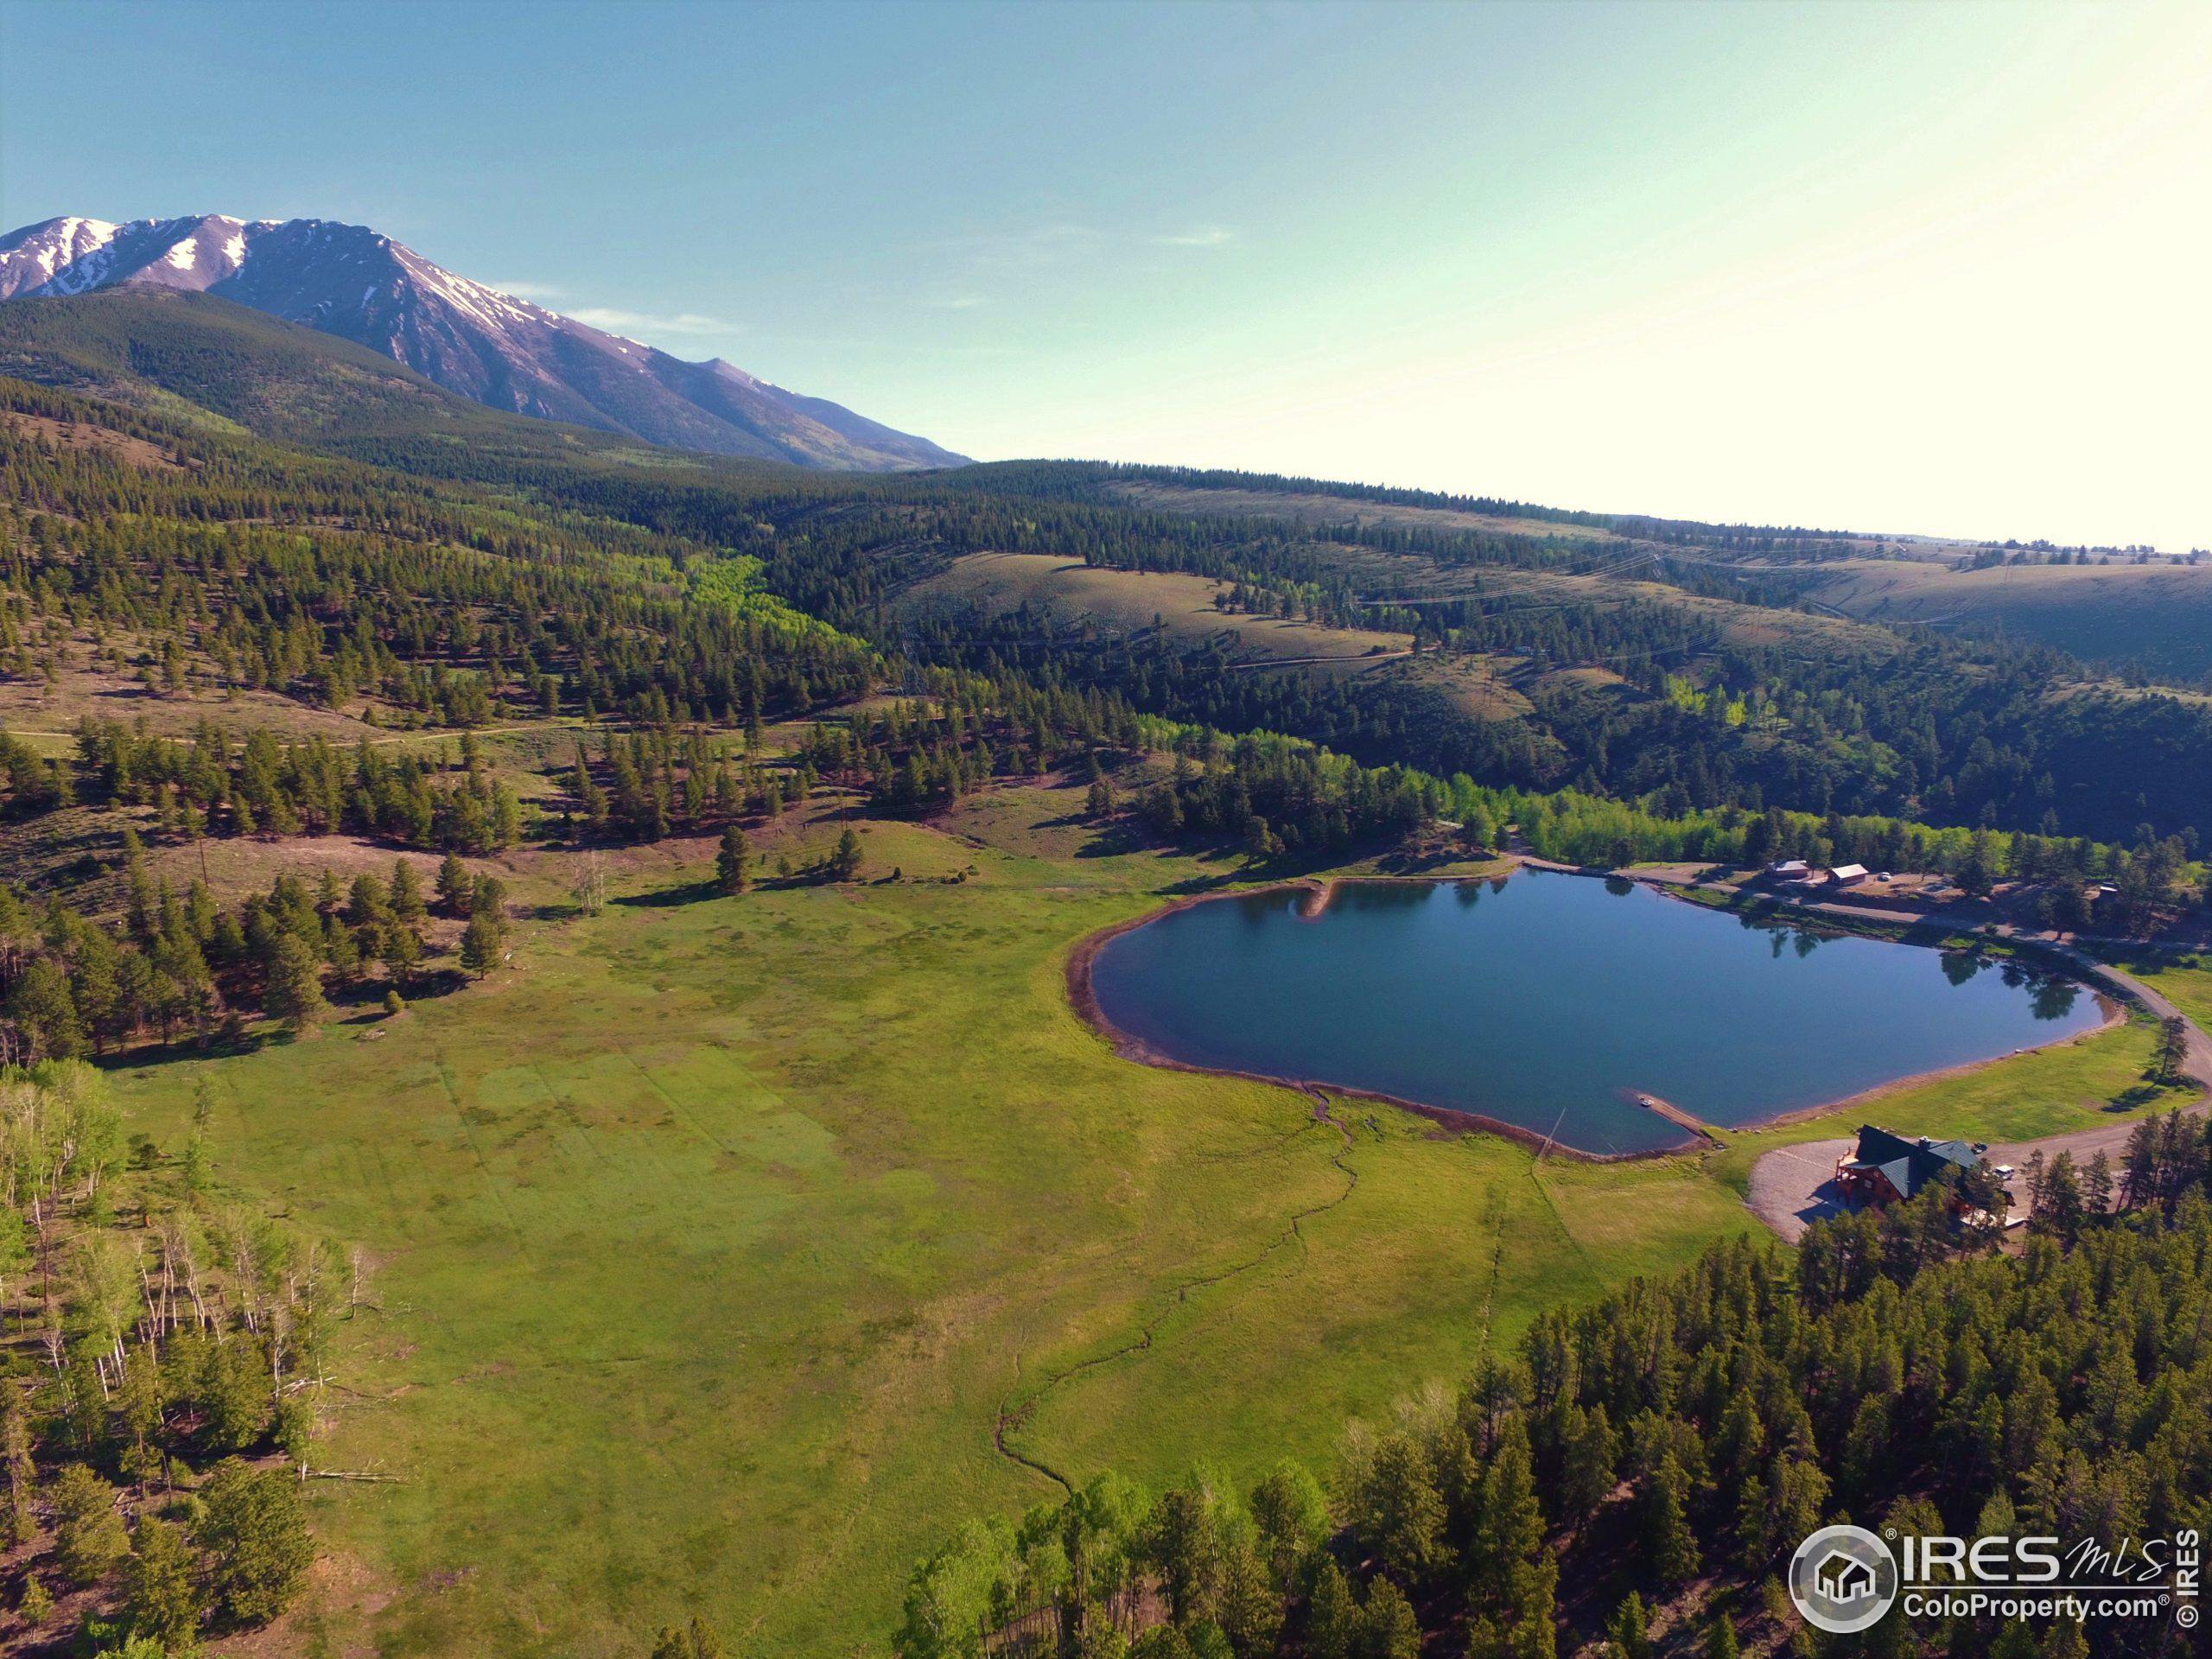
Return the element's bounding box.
[0,214,966,471]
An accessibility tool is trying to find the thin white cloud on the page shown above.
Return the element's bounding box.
[1154,226,1234,248]
[922,294,987,310]
[480,284,735,337]
[929,220,1233,280]
[565,307,737,336]
[935,221,1103,271]
[753,333,1031,359]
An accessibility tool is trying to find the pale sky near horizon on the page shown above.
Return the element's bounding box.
[3,0,2209,548]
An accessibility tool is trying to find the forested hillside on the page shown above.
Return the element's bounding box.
[3,291,2209,860]
[4,372,2201,1073]
[6,321,2212,901]
[4,326,2209,1050]
[0,1061,328,1646]
[898,1128,2212,1659]
[314,440,2212,849]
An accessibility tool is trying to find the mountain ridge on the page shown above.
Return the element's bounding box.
[0,213,968,472]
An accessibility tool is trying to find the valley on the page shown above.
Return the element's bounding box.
[92,776,2195,1656]
[0,280,2209,1659]
[7,7,2212,1655]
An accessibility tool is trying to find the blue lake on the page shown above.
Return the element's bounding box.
[1084,871,2103,1154]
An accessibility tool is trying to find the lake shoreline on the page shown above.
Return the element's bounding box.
[1732,991,2122,1135]
[1064,876,1689,1163]
[1065,867,2119,1162]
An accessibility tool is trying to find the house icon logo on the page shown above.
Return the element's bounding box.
[1789,1524,1899,1633]
[1817,1551,1877,1604]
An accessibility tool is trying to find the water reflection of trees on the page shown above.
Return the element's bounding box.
[1940,950,1986,987]
[1756,924,1822,960]
[1740,916,2087,1020]
[1345,882,1427,914]
[2030,977,2082,1021]
[1984,954,2083,1019]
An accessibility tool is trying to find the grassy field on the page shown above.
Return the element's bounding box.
[99,782,2171,1658]
[1810,556,2212,678]
[899,550,1413,670]
[2093,946,2212,1034]
[1704,1010,2179,1195]
[0,633,391,744]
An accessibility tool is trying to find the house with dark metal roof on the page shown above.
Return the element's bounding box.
[1834,1124,1985,1207]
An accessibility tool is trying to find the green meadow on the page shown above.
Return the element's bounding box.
[104,785,2172,1658]
[2096,947,2212,1034]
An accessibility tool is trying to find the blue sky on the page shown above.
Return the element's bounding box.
[4,0,2209,546]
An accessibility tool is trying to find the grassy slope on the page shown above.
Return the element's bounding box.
[2092,949,2212,1036]
[0,641,391,742]
[1811,556,2212,677]
[102,786,2167,1659]
[894,552,1548,733]
[899,550,1412,668]
[1705,1014,2176,1194]
[893,546,1895,738]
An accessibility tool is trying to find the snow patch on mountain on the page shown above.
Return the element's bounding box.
[0,211,969,471]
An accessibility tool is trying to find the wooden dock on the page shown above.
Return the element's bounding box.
[1630,1091,1722,1147]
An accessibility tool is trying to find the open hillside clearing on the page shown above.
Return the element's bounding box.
[896,550,1413,670]
[1809,555,2212,678]
[889,545,1909,744]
